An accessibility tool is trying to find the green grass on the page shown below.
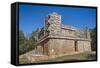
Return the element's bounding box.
[19,55,31,64]
[19,52,96,64]
[34,52,96,63]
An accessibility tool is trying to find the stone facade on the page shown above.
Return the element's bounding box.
[35,12,91,58]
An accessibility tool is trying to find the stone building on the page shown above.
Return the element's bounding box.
[34,12,91,58]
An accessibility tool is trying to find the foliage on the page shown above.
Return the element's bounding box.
[19,30,25,44]
[19,30,26,55]
[30,32,36,42]
[19,55,30,64]
[90,27,97,51]
[19,30,37,55]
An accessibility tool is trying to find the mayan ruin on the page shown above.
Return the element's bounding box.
[30,12,91,59]
[19,12,93,63]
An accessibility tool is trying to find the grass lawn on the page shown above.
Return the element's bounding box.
[33,52,96,63]
[19,51,96,64]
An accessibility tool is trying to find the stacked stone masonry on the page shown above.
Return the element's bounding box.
[34,12,91,58]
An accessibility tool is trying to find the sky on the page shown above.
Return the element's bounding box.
[19,4,96,34]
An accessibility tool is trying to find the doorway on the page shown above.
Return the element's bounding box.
[75,41,78,51]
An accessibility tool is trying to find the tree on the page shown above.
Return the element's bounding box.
[19,30,37,55]
[29,31,37,49]
[19,30,25,44]
[19,30,26,55]
[90,27,97,51]
[30,32,36,42]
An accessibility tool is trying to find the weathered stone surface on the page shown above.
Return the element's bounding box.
[32,12,91,60]
[77,41,91,52]
[48,39,75,58]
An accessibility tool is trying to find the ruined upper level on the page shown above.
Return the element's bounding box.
[35,12,91,42]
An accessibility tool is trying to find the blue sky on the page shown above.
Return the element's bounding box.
[19,4,96,34]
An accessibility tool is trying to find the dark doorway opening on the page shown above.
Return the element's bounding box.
[75,41,78,51]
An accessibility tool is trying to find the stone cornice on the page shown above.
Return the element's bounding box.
[36,34,91,45]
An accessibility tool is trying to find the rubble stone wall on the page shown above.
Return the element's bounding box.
[48,38,75,58]
[77,41,91,52]
[34,12,91,59]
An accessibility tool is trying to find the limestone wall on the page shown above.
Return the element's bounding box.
[61,28,76,37]
[77,41,91,52]
[36,39,49,55]
[48,38,75,58]
[43,40,49,55]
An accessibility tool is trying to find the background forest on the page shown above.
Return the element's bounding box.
[19,31,36,55]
